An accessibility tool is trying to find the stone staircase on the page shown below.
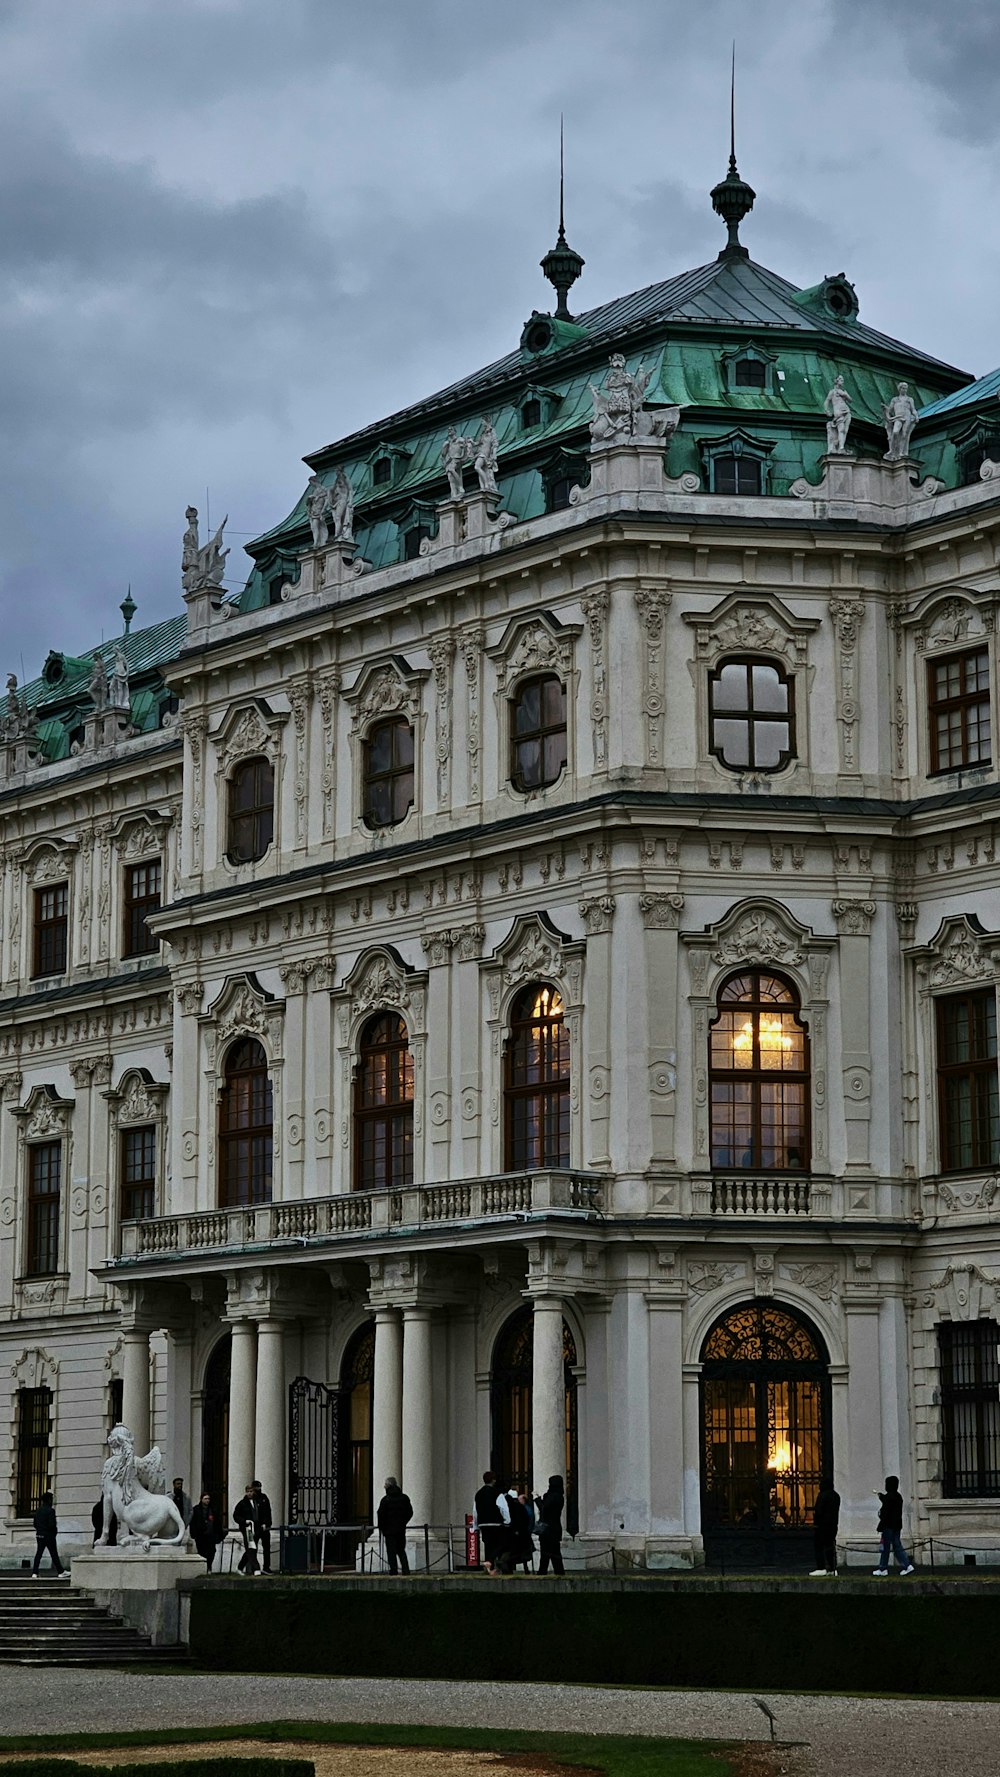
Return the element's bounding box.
[0,1574,179,1665]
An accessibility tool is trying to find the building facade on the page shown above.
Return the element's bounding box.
[3,164,1000,1568]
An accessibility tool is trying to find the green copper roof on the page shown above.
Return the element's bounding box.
[919,367,1000,419]
[1,613,185,762]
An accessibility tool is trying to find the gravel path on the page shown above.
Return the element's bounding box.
[0,1669,996,1777]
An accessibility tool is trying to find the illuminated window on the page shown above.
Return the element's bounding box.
[227,757,274,864]
[218,1038,272,1207]
[122,858,161,958]
[33,883,68,977]
[510,675,568,791]
[709,658,794,772]
[362,717,414,828]
[928,647,991,774]
[354,1012,413,1191]
[709,972,810,1171]
[936,988,999,1172]
[504,982,570,1169]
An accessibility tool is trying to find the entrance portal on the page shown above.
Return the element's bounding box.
[201,1333,231,1523]
[699,1301,831,1568]
[489,1306,579,1531]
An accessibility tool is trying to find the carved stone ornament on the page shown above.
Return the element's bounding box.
[711,909,803,968]
[488,614,579,693]
[26,842,75,885]
[205,973,284,1056]
[937,1176,999,1214]
[347,658,424,735]
[687,1260,744,1295]
[492,914,570,991]
[831,899,877,936]
[14,1085,72,1141]
[918,916,1000,989]
[683,592,818,669]
[639,892,685,930]
[781,1261,838,1303]
[921,1261,1000,1321]
[579,896,616,935]
[214,699,285,775]
[10,1346,59,1388]
[110,1070,166,1127]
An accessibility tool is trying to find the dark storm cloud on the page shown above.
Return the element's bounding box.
[0,0,998,679]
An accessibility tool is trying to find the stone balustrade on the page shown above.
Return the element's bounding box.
[707,1174,823,1217]
[117,1168,607,1262]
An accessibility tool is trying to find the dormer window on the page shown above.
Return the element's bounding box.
[722,342,776,395]
[962,440,1000,486]
[373,456,393,486]
[701,431,774,497]
[521,397,542,430]
[403,525,430,561]
[715,455,761,495]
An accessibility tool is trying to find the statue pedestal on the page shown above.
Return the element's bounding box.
[791,453,943,518]
[72,1546,205,1647]
[583,438,669,499]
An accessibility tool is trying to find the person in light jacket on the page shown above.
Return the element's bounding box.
[535,1475,565,1576]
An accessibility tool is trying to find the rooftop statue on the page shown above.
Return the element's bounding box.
[306,470,355,550]
[305,475,331,550]
[883,381,918,461]
[96,1423,187,1550]
[109,647,130,715]
[181,505,229,593]
[89,652,109,711]
[3,672,23,738]
[824,375,853,454]
[441,426,475,501]
[473,418,500,497]
[589,353,678,444]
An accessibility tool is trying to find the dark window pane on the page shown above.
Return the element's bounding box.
[219,1039,272,1206]
[354,1013,414,1189]
[734,358,767,388]
[363,718,415,829]
[27,1142,61,1276]
[123,857,162,957]
[227,759,274,863]
[373,457,392,485]
[928,648,992,774]
[510,675,567,790]
[940,1321,1000,1496]
[16,1387,51,1517]
[709,658,795,773]
[938,989,1000,1170]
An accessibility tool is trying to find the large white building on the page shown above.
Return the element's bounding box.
[3,156,1000,1569]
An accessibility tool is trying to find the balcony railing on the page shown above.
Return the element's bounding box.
[117,1169,606,1262]
[709,1174,815,1216]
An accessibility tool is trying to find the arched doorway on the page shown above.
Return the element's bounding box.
[699,1301,832,1568]
[339,1321,374,1528]
[490,1306,578,1530]
[201,1333,231,1523]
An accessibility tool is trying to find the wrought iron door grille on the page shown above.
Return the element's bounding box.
[288,1374,344,1526]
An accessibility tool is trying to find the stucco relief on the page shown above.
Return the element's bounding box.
[207,974,285,1057]
[634,586,671,766]
[580,589,610,769]
[347,659,423,735]
[914,915,1000,990]
[683,591,818,670]
[920,1261,1000,1320]
[488,615,577,693]
[214,701,284,774]
[912,592,996,654]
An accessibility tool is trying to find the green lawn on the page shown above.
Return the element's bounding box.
[0,1718,750,1777]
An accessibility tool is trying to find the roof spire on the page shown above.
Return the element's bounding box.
[120,584,136,636]
[711,43,755,259]
[541,115,585,320]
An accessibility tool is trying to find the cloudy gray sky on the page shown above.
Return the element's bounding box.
[2,0,998,678]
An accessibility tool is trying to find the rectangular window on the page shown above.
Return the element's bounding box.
[928,646,991,773]
[32,883,68,977]
[27,1142,61,1277]
[108,1376,123,1433]
[122,858,161,958]
[713,455,762,496]
[937,988,1000,1172]
[120,1125,156,1221]
[940,1322,1000,1497]
[16,1387,51,1517]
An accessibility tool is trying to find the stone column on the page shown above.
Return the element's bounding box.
[372,1307,403,1495]
[401,1306,434,1525]
[531,1296,565,1494]
[254,1319,287,1525]
[647,1299,685,1541]
[121,1327,151,1455]
[227,1319,258,1504]
[165,1331,194,1488]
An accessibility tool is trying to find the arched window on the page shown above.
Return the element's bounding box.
[340,1322,375,1523]
[362,718,415,828]
[708,657,794,772]
[201,1333,231,1522]
[218,1038,273,1206]
[354,1012,414,1190]
[510,675,568,791]
[227,757,274,864]
[504,983,570,1169]
[709,971,809,1172]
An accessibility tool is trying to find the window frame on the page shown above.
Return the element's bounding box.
[708,655,796,774]
[927,645,992,776]
[122,857,162,959]
[503,981,571,1170]
[708,969,811,1173]
[120,1124,157,1222]
[15,1386,52,1518]
[353,1011,414,1191]
[361,715,415,830]
[26,1140,62,1277]
[936,986,999,1173]
[509,673,569,793]
[226,755,275,865]
[939,1320,1000,1498]
[32,882,68,978]
[218,1037,273,1208]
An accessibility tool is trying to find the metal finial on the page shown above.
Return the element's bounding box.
[120,585,137,636]
[711,43,755,259]
[730,42,737,171]
[558,114,566,240]
[540,115,584,321]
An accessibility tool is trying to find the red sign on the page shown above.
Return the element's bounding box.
[465,1513,479,1568]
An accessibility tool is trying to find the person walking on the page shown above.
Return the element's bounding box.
[31,1492,67,1578]
[376,1476,414,1575]
[233,1483,261,1577]
[171,1477,193,1528]
[509,1488,534,1573]
[251,1480,273,1573]
[190,1491,221,1574]
[872,1475,915,1575]
[535,1475,566,1577]
[810,1476,841,1575]
[472,1470,509,1576]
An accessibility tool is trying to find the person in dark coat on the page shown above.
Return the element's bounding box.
[873,1475,915,1575]
[509,1488,534,1573]
[251,1480,273,1572]
[189,1492,221,1573]
[535,1475,565,1576]
[233,1483,260,1576]
[31,1492,67,1577]
[91,1496,117,1547]
[376,1476,413,1574]
[171,1478,193,1528]
[810,1477,841,1574]
[472,1470,508,1576]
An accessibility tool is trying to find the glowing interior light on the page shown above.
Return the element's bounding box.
[767,1442,793,1472]
[731,1016,793,1054]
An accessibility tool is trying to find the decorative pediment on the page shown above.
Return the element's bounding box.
[481,912,585,1019]
[202,972,284,1055]
[10,1346,59,1387]
[487,612,582,692]
[12,1084,73,1141]
[901,588,997,653]
[345,656,425,735]
[682,592,819,668]
[23,838,77,884]
[912,914,1000,989]
[213,698,287,774]
[683,898,834,998]
[110,810,171,858]
[333,946,428,1047]
[104,1067,169,1126]
[922,1261,1000,1321]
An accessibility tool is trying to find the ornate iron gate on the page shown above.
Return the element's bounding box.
[288,1374,343,1526]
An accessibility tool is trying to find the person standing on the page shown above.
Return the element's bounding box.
[535,1475,565,1577]
[810,1476,841,1575]
[171,1478,193,1528]
[376,1476,414,1575]
[251,1480,273,1573]
[872,1475,915,1575]
[472,1470,508,1576]
[509,1488,534,1573]
[233,1483,260,1577]
[190,1492,221,1574]
[31,1492,67,1578]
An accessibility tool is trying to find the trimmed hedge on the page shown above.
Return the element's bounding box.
[189,1586,1000,1695]
[10,1764,313,1777]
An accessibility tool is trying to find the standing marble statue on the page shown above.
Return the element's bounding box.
[305,475,330,549]
[89,653,108,711]
[824,375,853,453]
[182,506,229,592]
[4,673,22,737]
[883,382,918,461]
[109,648,130,714]
[181,506,200,589]
[441,426,473,501]
[473,418,499,496]
[329,467,355,543]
